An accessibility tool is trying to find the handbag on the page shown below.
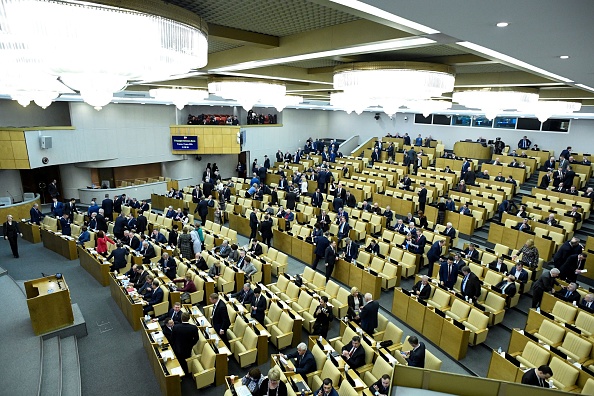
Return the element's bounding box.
[379,340,393,348]
[181,292,191,302]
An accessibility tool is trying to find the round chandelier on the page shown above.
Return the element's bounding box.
[453,88,539,120]
[530,100,582,123]
[0,0,208,110]
[332,62,456,115]
[208,78,289,111]
[149,88,209,110]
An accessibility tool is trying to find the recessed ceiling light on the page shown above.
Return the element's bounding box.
[496,22,509,27]
[559,55,570,59]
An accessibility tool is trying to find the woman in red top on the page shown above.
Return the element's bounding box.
[172,272,197,303]
[96,230,115,255]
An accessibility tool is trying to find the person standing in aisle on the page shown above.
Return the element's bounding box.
[3,215,23,258]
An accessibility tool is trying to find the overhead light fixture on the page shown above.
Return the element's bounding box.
[149,88,209,110]
[457,41,574,83]
[559,55,570,59]
[496,22,509,27]
[453,87,539,120]
[210,37,435,72]
[530,100,582,122]
[332,61,455,116]
[0,0,208,110]
[208,78,287,111]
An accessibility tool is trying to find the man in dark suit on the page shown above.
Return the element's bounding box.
[531,268,561,308]
[403,336,426,368]
[552,169,564,188]
[133,264,149,289]
[494,275,517,299]
[488,257,508,273]
[64,198,78,218]
[426,240,444,277]
[400,175,412,191]
[30,203,44,225]
[521,365,553,388]
[195,198,209,226]
[248,211,259,240]
[139,240,156,264]
[553,237,583,268]
[412,275,432,299]
[95,209,108,232]
[311,188,323,208]
[101,194,114,221]
[106,242,129,271]
[359,293,379,335]
[111,213,126,240]
[160,302,183,324]
[51,197,64,217]
[171,312,199,374]
[324,240,337,281]
[316,210,331,232]
[554,282,581,304]
[460,266,481,302]
[231,283,254,305]
[517,136,531,149]
[313,232,330,271]
[559,252,587,282]
[209,293,230,344]
[439,257,458,289]
[250,287,266,325]
[462,244,479,262]
[284,343,317,375]
[59,213,71,236]
[334,183,347,200]
[564,166,576,187]
[514,218,531,232]
[341,336,366,369]
[337,216,350,242]
[565,205,582,223]
[581,294,594,311]
[417,183,427,212]
[539,171,552,188]
[143,280,164,314]
[332,196,344,213]
[162,319,175,341]
[136,211,148,235]
[344,238,359,262]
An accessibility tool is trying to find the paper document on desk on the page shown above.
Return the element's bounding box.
[323,344,333,352]
[170,366,184,376]
[279,356,288,366]
[146,322,159,330]
[161,349,175,360]
[236,386,251,396]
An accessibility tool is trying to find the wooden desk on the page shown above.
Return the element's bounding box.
[20,221,41,243]
[41,229,78,260]
[78,246,111,286]
[25,275,74,335]
[391,288,410,320]
[488,222,555,261]
[406,297,427,333]
[334,259,382,299]
[439,317,470,360]
[423,307,445,346]
[109,273,143,331]
[140,321,183,396]
[454,141,493,160]
[486,350,523,383]
[228,213,252,238]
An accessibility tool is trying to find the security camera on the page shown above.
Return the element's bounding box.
[374,113,380,120]
[404,116,409,121]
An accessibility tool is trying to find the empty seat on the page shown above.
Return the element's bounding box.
[462,309,489,345]
[187,343,216,389]
[445,299,471,322]
[557,332,593,363]
[551,301,578,324]
[575,311,594,337]
[427,288,451,311]
[483,292,506,326]
[514,341,550,369]
[533,319,566,347]
[270,311,294,350]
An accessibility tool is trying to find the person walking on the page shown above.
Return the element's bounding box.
[3,215,23,258]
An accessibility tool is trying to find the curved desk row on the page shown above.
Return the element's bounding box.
[0,194,41,223]
[454,141,493,160]
[78,181,169,205]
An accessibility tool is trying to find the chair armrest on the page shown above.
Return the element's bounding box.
[373,331,386,341]
[356,363,375,375]
[193,367,215,378]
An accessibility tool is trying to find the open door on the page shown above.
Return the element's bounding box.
[238,151,248,179]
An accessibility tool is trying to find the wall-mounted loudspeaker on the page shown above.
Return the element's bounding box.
[40,136,52,149]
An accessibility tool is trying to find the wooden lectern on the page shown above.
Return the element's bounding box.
[25,275,74,335]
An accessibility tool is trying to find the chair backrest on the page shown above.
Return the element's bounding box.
[371,354,394,382]
[243,327,258,349]
[551,301,578,323]
[370,257,384,272]
[560,331,592,361]
[311,344,327,370]
[278,312,294,333]
[450,299,471,319]
[430,288,451,308]
[484,293,506,311]
[467,309,489,330]
[582,378,594,395]
[267,247,279,262]
[537,320,565,345]
[575,311,594,335]
[325,281,339,297]
[548,356,579,389]
[313,272,326,289]
[483,271,503,286]
[383,322,403,344]
[303,267,315,282]
[320,360,342,391]
[521,341,550,368]
[275,276,290,292]
[285,282,300,300]
[199,343,216,369]
[268,302,283,322]
[295,292,313,310]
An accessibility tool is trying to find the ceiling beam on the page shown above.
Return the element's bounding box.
[208,24,279,48]
[455,71,556,87]
[422,54,493,65]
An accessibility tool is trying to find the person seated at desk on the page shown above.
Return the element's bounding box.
[238,256,258,280]
[231,283,254,305]
[456,180,467,193]
[581,293,594,311]
[138,240,156,264]
[516,205,529,218]
[521,365,553,388]
[494,275,517,298]
[514,218,531,232]
[494,172,505,182]
[366,239,380,255]
[441,222,456,240]
[383,205,394,227]
[106,242,129,272]
[554,282,581,304]
[158,252,177,279]
[208,260,222,281]
[124,264,139,285]
[412,275,432,299]
[400,175,412,190]
[139,200,149,212]
[166,188,176,198]
[488,257,508,273]
[341,336,366,369]
[567,186,579,195]
[283,208,295,223]
[508,158,520,168]
[122,230,140,250]
[444,197,456,212]
[283,342,317,375]
[459,203,471,216]
[402,335,425,368]
[138,274,155,296]
[462,244,479,261]
[582,157,591,165]
[159,302,183,325]
[337,216,350,242]
[393,219,409,234]
[544,213,557,226]
[143,280,164,314]
[315,378,339,396]
[241,368,266,395]
[150,229,167,244]
[554,182,567,193]
[370,375,391,396]
[480,170,490,179]
[505,175,517,186]
[214,240,231,258]
[171,273,197,303]
[510,262,529,284]
[164,205,176,218]
[565,205,582,223]
[343,237,360,262]
[77,226,91,246]
[247,238,262,256]
[254,368,287,396]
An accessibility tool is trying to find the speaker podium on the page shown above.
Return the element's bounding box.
[25,275,74,335]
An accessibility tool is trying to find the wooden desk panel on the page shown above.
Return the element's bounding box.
[486,351,523,383]
[228,213,251,237]
[406,298,426,333]
[334,259,351,285]
[41,229,78,260]
[391,288,410,320]
[439,319,469,360]
[423,308,444,346]
[454,141,493,160]
[78,246,111,286]
[109,273,143,331]
[20,221,41,243]
[25,275,74,335]
[273,229,293,255]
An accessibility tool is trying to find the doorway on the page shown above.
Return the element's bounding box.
[20,165,62,205]
[238,151,248,178]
